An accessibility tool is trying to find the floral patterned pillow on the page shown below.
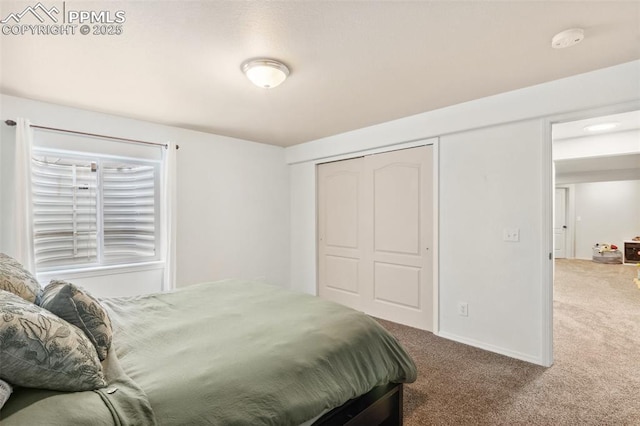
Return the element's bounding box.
[0,290,107,392]
[39,280,113,361]
[0,253,41,303]
[0,379,11,410]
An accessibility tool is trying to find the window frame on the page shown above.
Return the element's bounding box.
[31,146,163,273]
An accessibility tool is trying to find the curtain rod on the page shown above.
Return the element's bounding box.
[4,119,177,149]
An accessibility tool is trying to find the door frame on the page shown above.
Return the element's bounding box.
[315,137,440,333]
[541,100,640,367]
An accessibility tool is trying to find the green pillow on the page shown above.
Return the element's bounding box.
[40,280,113,361]
[0,253,41,303]
[0,290,107,392]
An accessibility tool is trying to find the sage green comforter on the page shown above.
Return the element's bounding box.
[1,280,417,425]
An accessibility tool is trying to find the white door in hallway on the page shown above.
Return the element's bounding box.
[554,187,567,258]
[317,146,433,331]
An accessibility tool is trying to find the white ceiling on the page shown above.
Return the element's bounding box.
[1,1,639,147]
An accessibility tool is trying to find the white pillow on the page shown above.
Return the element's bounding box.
[0,379,12,410]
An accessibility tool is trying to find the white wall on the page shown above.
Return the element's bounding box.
[439,120,544,360]
[286,60,640,366]
[175,129,290,288]
[573,180,640,259]
[289,162,317,293]
[0,94,290,296]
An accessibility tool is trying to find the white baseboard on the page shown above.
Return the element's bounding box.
[436,330,548,367]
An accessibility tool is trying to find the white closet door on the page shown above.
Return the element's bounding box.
[317,146,433,331]
[364,146,433,330]
[317,158,366,311]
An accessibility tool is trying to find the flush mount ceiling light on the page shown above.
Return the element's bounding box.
[551,28,585,49]
[242,59,290,89]
[583,122,620,132]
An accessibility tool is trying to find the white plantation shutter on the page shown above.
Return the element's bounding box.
[102,162,156,260]
[32,155,98,269]
[31,150,160,271]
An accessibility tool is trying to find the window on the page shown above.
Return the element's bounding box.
[32,149,160,271]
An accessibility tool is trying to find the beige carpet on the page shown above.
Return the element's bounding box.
[377,259,640,425]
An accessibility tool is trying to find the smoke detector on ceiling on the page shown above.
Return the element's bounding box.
[551,28,585,49]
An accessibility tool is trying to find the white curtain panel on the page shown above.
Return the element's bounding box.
[12,118,36,273]
[161,142,178,290]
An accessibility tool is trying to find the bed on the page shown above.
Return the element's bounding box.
[0,277,417,425]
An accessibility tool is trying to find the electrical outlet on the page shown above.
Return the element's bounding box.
[458,302,468,317]
[503,228,520,242]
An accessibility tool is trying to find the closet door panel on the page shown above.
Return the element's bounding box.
[324,172,359,249]
[365,146,433,331]
[324,255,359,294]
[373,262,421,309]
[373,164,421,255]
[317,145,433,331]
[317,158,365,310]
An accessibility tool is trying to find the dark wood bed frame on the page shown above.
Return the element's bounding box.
[312,383,403,426]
